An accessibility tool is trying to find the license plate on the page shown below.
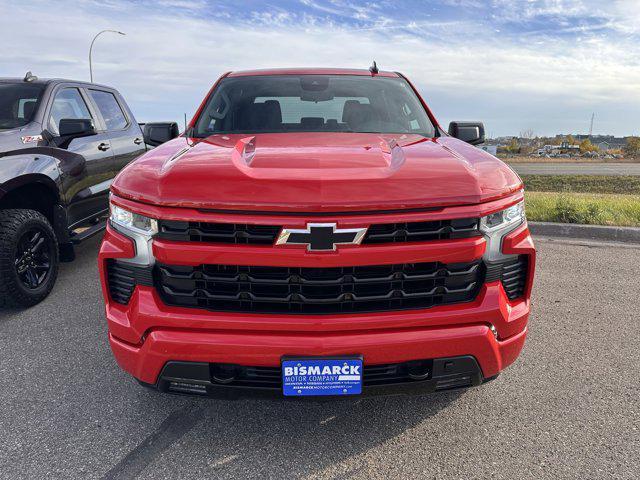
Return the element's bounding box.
[282,357,363,397]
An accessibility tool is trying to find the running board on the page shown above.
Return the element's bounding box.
[70,220,107,244]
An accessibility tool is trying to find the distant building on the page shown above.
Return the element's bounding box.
[478,145,498,155]
[558,134,627,149]
[494,136,517,144]
[536,143,579,156]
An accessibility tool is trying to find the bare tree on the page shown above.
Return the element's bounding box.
[520,128,535,139]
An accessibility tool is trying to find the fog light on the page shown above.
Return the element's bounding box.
[406,360,431,380]
[211,364,239,384]
[489,324,498,339]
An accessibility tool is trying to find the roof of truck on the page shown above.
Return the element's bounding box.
[0,77,113,89]
[227,68,400,78]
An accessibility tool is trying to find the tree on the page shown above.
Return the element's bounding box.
[579,139,599,154]
[624,137,640,157]
[520,128,535,140]
[507,137,520,154]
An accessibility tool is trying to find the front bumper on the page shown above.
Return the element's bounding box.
[98,201,535,396]
[105,280,528,386]
[139,355,495,399]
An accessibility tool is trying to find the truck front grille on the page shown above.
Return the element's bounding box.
[157,218,480,245]
[155,261,483,314]
[158,222,281,245]
[363,218,479,243]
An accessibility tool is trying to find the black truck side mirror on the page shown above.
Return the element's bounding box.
[143,122,179,147]
[58,118,96,138]
[448,121,485,145]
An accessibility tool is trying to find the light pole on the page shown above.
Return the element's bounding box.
[89,30,126,82]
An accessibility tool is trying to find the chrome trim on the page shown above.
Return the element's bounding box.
[110,221,156,266]
[480,200,525,262]
[275,222,368,251]
[168,146,191,163]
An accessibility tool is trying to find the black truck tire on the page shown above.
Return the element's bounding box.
[0,209,59,308]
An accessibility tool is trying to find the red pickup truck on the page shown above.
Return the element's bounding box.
[99,68,535,398]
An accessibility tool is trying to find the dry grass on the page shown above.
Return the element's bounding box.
[521,175,640,195]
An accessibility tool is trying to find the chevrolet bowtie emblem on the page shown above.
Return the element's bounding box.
[276,223,368,251]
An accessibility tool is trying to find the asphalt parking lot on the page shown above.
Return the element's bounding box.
[1,236,639,479]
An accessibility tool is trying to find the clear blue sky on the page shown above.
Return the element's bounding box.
[1,0,638,137]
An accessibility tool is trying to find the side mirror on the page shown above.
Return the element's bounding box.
[58,118,96,138]
[143,122,179,147]
[448,121,485,145]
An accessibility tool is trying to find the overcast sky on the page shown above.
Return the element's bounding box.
[1,0,639,137]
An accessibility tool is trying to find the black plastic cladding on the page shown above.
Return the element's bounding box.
[106,260,153,304]
[151,355,485,397]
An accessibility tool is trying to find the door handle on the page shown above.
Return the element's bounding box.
[97,143,110,151]
[134,138,143,145]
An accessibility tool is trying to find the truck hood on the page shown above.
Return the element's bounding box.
[112,132,522,212]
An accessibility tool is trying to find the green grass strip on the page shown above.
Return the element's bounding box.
[525,192,640,227]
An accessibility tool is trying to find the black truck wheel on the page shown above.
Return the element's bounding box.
[0,209,59,308]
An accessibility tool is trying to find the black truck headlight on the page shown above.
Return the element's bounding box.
[480,200,525,261]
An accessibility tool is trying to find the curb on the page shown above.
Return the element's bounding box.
[529,221,640,243]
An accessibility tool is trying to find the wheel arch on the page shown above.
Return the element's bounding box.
[0,175,62,223]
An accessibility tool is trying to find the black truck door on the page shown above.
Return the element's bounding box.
[87,89,145,173]
[47,87,115,227]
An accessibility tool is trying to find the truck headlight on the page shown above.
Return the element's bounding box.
[480,200,525,261]
[109,199,157,265]
[110,204,158,236]
[480,201,525,233]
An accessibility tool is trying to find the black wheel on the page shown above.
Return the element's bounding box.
[0,209,59,308]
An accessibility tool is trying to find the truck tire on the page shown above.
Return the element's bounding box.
[0,209,59,308]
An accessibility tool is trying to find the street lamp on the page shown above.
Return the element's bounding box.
[89,30,126,82]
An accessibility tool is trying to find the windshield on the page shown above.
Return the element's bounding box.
[193,75,436,137]
[0,83,45,130]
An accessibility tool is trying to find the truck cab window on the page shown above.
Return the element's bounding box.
[89,90,128,131]
[0,83,45,130]
[49,88,93,134]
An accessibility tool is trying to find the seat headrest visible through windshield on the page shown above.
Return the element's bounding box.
[239,100,282,131]
[22,100,37,120]
[342,100,374,130]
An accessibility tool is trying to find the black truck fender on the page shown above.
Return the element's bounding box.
[0,150,77,261]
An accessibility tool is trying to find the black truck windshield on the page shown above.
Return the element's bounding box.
[194,75,436,137]
[0,83,45,130]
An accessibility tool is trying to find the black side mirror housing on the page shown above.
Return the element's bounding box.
[143,122,179,147]
[58,118,96,138]
[448,121,485,145]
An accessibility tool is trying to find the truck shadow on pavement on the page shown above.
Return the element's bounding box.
[103,388,465,479]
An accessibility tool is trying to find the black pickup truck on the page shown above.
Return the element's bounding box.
[0,73,178,307]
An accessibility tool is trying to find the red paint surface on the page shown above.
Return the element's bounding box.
[112,133,522,212]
